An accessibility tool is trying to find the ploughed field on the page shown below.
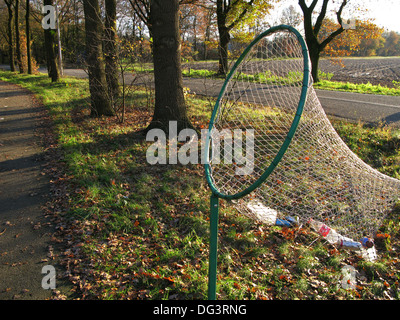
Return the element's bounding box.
[184,57,400,87]
[318,57,400,87]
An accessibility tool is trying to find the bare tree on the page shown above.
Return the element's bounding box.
[128,0,152,39]
[280,5,302,28]
[299,0,348,82]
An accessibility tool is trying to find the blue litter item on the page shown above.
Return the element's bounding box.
[361,237,374,248]
[275,216,298,227]
[341,240,362,250]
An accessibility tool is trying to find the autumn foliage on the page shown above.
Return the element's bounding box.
[320,18,385,59]
[19,30,39,74]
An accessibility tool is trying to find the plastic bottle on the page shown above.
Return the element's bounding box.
[276,216,299,227]
[341,239,362,250]
[361,237,374,248]
[341,237,374,251]
[308,219,377,261]
[308,219,341,245]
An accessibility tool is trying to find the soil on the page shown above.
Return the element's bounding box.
[183,57,400,87]
[319,57,400,87]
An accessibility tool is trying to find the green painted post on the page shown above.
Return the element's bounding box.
[208,194,219,300]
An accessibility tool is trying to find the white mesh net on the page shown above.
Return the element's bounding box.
[207,27,400,255]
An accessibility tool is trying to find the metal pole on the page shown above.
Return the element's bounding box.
[208,194,219,300]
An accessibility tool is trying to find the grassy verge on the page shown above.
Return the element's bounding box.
[1,70,400,300]
[314,80,400,96]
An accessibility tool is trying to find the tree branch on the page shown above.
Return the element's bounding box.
[314,0,328,35]
[227,0,255,31]
[299,0,319,12]
[319,0,348,50]
[128,0,150,26]
[320,26,344,49]
[336,0,347,26]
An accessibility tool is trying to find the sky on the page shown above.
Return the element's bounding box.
[364,1,400,33]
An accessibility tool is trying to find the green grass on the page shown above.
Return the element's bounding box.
[1,70,400,300]
[182,60,400,96]
[314,80,400,96]
[182,68,218,79]
[332,120,400,179]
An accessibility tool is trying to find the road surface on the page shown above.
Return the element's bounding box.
[314,89,400,126]
[2,65,400,127]
[58,68,400,127]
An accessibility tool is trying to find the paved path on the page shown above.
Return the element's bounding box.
[0,81,69,299]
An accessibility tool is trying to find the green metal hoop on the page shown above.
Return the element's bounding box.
[204,25,311,200]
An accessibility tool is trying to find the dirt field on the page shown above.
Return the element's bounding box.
[320,57,400,87]
[184,57,400,87]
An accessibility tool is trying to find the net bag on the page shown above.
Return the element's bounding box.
[204,25,400,250]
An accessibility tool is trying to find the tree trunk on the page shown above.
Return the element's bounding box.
[299,0,347,83]
[43,28,60,81]
[216,0,229,76]
[305,35,321,83]
[25,0,32,74]
[104,0,119,105]
[14,0,24,73]
[55,3,63,76]
[83,0,114,117]
[217,26,230,76]
[147,0,192,133]
[4,0,16,72]
[309,48,320,83]
[43,0,60,82]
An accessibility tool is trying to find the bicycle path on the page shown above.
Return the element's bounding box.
[0,80,71,299]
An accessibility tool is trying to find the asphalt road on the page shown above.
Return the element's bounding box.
[57,67,400,127]
[3,65,400,127]
[314,89,400,126]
